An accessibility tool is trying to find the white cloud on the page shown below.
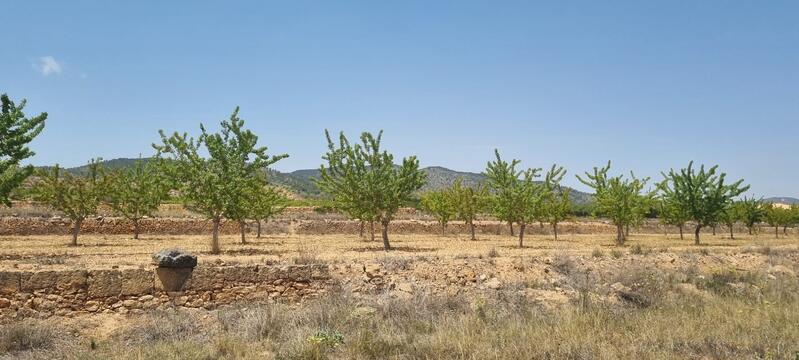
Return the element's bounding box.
[35,56,62,76]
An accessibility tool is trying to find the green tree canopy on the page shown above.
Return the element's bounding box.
[658,196,690,240]
[449,178,488,240]
[244,174,288,239]
[104,158,170,239]
[485,150,523,236]
[762,203,793,239]
[317,130,425,251]
[34,160,105,246]
[659,162,749,245]
[154,107,287,254]
[420,189,456,236]
[737,197,764,235]
[577,162,654,246]
[541,165,570,241]
[0,94,46,206]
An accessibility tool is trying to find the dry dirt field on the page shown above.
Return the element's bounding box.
[1,229,798,359]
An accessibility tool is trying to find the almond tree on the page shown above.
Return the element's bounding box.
[449,178,488,240]
[485,150,523,236]
[0,94,46,206]
[34,160,104,246]
[248,182,287,238]
[659,162,749,245]
[718,201,740,240]
[105,158,169,239]
[577,162,654,246]
[154,108,287,254]
[658,197,689,239]
[763,203,792,239]
[540,165,569,240]
[515,167,545,247]
[317,130,425,251]
[420,189,456,236]
[737,197,764,235]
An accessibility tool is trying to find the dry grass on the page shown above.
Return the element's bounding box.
[2,264,798,360]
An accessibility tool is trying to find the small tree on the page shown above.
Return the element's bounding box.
[154,108,287,254]
[317,130,425,251]
[515,168,545,247]
[248,182,287,239]
[763,204,792,239]
[420,190,456,236]
[659,162,749,245]
[537,164,569,240]
[449,178,488,240]
[718,201,739,240]
[577,162,654,246]
[0,94,47,206]
[737,197,763,235]
[658,198,689,239]
[485,150,523,236]
[105,158,169,239]
[34,160,104,246]
[792,204,799,235]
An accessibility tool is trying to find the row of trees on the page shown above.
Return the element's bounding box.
[31,109,288,251]
[1,93,796,253]
[420,158,793,247]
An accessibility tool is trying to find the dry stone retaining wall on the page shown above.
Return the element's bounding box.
[0,264,331,321]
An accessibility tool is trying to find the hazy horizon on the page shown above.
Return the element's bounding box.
[3,1,797,197]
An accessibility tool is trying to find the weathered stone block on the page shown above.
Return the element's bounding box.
[22,270,87,292]
[120,269,153,295]
[88,270,123,298]
[0,272,20,295]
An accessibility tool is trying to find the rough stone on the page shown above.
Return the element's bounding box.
[152,249,198,268]
[484,278,502,290]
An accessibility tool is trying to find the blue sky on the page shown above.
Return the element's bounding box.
[2,1,797,196]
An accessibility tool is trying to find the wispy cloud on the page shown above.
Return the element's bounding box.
[34,56,63,76]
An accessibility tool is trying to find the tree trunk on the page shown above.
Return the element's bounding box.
[553,223,558,241]
[257,220,262,238]
[783,226,788,236]
[211,216,221,254]
[694,225,702,245]
[712,225,716,236]
[775,226,779,239]
[616,224,624,246]
[518,223,526,248]
[359,221,365,238]
[470,221,476,240]
[239,220,247,244]
[70,218,83,246]
[679,225,684,240]
[442,223,446,236]
[509,222,515,237]
[729,225,734,240]
[381,220,391,251]
[496,222,501,235]
[370,221,375,242]
[133,219,140,240]
[748,227,753,235]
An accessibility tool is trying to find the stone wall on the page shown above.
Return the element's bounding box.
[0,264,331,321]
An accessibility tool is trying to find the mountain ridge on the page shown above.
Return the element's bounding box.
[39,157,599,205]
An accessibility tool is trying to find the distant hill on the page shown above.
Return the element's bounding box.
[763,197,799,205]
[47,158,594,205]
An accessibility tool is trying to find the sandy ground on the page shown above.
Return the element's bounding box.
[1,229,796,271]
